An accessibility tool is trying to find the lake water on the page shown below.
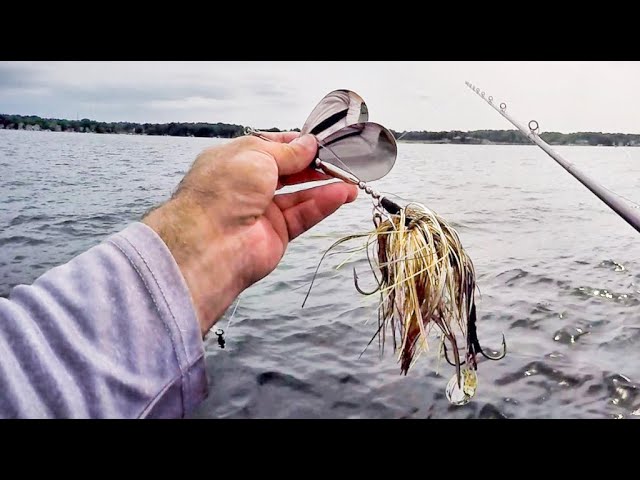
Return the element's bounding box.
[3,128,640,419]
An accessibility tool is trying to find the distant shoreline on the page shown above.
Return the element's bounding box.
[2,113,639,147]
[396,139,640,147]
[3,129,635,148]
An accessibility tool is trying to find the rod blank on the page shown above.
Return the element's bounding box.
[465,81,640,235]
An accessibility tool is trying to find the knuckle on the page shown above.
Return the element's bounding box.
[276,143,297,162]
[199,145,218,157]
[237,134,262,149]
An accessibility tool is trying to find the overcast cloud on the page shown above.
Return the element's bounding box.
[1,61,639,133]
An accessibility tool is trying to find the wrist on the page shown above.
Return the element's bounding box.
[143,199,245,337]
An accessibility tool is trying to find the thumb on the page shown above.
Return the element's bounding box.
[262,134,318,176]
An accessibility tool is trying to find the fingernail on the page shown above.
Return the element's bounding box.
[291,134,317,150]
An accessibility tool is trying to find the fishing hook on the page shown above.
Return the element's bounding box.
[474,333,507,361]
[467,304,507,361]
[442,341,466,367]
[443,303,507,373]
[353,267,381,295]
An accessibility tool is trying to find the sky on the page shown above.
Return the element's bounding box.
[1,61,640,134]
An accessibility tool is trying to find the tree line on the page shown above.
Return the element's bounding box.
[394,129,640,146]
[0,114,253,138]
[2,113,639,146]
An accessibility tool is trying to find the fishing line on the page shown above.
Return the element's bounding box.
[214,296,240,349]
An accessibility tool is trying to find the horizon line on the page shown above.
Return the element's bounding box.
[2,111,640,137]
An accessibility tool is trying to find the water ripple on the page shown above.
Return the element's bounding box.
[4,131,640,418]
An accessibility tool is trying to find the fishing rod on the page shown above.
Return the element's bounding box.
[464,81,640,235]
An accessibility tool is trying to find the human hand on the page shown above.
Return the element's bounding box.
[143,132,358,337]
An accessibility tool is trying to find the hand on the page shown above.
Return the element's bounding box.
[143,132,359,336]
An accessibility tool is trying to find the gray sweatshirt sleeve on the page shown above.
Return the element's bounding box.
[0,222,208,418]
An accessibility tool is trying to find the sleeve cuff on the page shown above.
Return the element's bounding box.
[108,222,208,417]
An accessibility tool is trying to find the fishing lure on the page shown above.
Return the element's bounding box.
[250,89,506,405]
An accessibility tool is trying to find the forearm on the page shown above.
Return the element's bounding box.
[0,222,207,418]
